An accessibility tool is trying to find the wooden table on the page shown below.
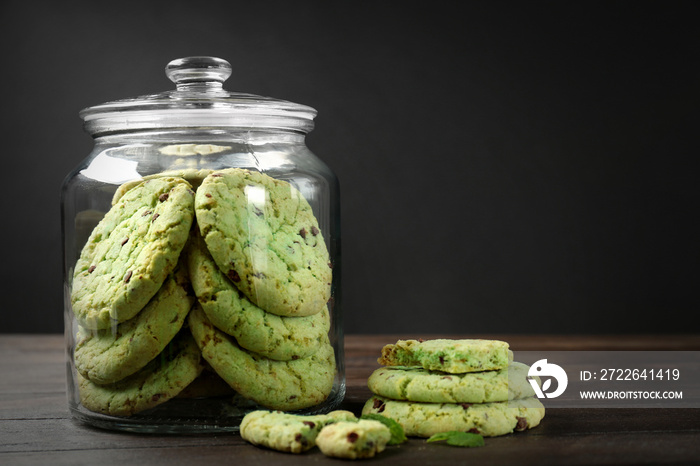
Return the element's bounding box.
[1,334,699,465]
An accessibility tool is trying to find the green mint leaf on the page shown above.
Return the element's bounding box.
[360,413,407,445]
[426,431,484,447]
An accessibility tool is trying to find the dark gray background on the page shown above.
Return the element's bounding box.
[1,1,697,334]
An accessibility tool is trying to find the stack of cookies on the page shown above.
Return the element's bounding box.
[70,168,336,416]
[361,339,545,437]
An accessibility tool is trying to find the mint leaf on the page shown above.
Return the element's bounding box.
[360,413,407,445]
[426,431,484,447]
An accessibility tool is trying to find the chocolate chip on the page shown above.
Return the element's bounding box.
[88,265,96,273]
[418,338,425,343]
[347,432,359,443]
[211,173,223,177]
[439,356,445,365]
[515,417,528,431]
[468,428,480,434]
[159,193,169,202]
[227,269,241,282]
[151,393,162,402]
[311,226,319,236]
[124,270,132,283]
[142,210,152,216]
[121,237,129,246]
[461,403,472,410]
[373,399,386,413]
[152,213,160,222]
[303,421,315,429]
[299,228,307,239]
[442,376,453,380]
[295,433,303,442]
[205,193,212,198]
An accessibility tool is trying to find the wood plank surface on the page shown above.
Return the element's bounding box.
[1,334,699,465]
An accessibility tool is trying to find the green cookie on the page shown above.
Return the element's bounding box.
[240,410,358,453]
[77,332,203,417]
[194,168,332,317]
[186,229,330,361]
[74,262,195,385]
[316,420,391,460]
[71,177,195,329]
[188,304,336,411]
[378,339,513,374]
[362,395,545,438]
[367,362,537,403]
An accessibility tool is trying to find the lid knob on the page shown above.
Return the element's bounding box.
[165,56,232,87]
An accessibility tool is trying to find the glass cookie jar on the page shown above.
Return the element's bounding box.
[61,57,343,433]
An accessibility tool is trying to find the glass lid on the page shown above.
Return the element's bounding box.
[80,56,317,136]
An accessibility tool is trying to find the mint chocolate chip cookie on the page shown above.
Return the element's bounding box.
[240,410,358,453]
[77,332,203,417]
[188,304,336,411]
[367,362,536,404]
[194,168,332,317]
[362,395,545,438]
[71,177,195,329]
[186,229,329,361]
[74,262,195,385]
[378,339,513,374]
[316,420,392,459]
